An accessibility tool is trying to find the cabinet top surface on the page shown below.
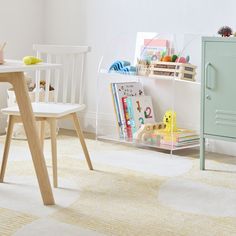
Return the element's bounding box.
[202,36,236,42]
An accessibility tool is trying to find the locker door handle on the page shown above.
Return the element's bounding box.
[205,62,215,90]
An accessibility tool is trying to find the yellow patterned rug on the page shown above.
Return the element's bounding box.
[0,135,236,236]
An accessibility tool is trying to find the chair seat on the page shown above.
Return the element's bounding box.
[1,102,86,118]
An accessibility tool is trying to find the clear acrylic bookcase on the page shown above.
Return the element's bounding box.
[96,33,201,153]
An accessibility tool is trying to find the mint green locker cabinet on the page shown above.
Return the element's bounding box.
[201,37,236,170]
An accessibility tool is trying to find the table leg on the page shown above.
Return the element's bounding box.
[0,115,15,182]
[10,72,54,205]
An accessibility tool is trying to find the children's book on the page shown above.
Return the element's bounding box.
[161,139,199,147]
[122,97,133,139]
[112,82,144,138]
[141,39,169,62]
[110,84,123,138]
[156,128,199,147]
[157,128,199,141]
[134,32,172,63]
[126,95,156,135]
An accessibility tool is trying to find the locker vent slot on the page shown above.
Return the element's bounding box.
[215,110,236,126]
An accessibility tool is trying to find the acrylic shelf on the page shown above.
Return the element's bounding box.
[99,69,201,85]
[96,33,201,154]
[97,135,200,152]
[96,70,200,152]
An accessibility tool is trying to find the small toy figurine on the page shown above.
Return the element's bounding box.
[217,26,233,37]
[163,110,177,133]
[23,56,43,65]
[32,80,54,92]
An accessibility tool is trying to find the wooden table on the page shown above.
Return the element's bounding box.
[0,60,61,205]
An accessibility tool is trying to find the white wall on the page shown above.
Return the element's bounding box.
[0,0,44,133]
[43,0,236,156]
[0,0,235,156]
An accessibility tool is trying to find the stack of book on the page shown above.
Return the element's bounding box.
[111,82,155,139]
[156,128,199,147]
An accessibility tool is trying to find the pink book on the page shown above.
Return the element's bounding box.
[141,39,170,61]
[144,39,169,47]
[122,97,133,139]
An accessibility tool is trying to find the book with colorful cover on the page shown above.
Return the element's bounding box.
[141,39,170,61]
[122,97,133,139]
[156,128,199,147]
[126,95,156,136]
[126,97,137,135]
[134,32,171,63]
[161,140,199,147]
[110,83,123,138]
[112,82,144,138]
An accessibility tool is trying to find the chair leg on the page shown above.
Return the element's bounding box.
[40,120,45,151]
[0,115,15,182]
[71,113,93,170]
[49,118,58,188]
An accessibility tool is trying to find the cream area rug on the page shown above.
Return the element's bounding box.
[0,135,236,236]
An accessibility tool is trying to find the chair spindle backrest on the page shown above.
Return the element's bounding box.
[33,44,90,105]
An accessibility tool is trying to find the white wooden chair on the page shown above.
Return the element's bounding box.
[0,44,93,187]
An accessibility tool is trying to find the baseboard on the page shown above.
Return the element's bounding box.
[58,110,116,135]
[207,139,236,156]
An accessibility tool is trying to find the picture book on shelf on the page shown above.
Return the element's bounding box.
[126,95,156,136]
[134,32,172,63]
[141,39,169,62]
[110,82,144,138]
[122,97,133,139]
[110,84,123,137]
[156,128,199,147]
